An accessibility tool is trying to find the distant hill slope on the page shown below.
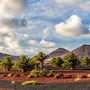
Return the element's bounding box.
[0,52,19,60]
[48,48,69,58]
[60,44,90,60]
[45,48,69,63]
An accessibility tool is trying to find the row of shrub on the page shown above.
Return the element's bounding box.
[1,69,90,79]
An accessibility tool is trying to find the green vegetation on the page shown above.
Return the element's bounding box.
[30,69,40,77]
[50,57,63,67]
[1,56,14,71]
[13,55,31,72]
[62,53,80,70]
[81,56,90,65]
[50,69,54,73]
[36,52,48,69]
[21,81,41,85]
[39,69,47,77]
[75,78,81,81]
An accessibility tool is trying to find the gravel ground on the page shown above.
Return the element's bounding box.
[0,80,90,90]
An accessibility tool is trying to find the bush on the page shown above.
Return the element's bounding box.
[21,80,41,85]
[53,74,61,79]
[22,73,27,75]
[27,74,35,78]
[88,74,90,78]
[48,73,54,77]
[39,69,47,77]
[30,69,40,77]
[50,69,54,74]
[57,73,63,76]
[13,74,21,77]
[63,74,72,78]
[75,78,81,81]
[79,74,87,78]
[1,74,7,77]
[8,73,14,77]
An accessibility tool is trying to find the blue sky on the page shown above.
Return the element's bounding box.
[0,0,90,57]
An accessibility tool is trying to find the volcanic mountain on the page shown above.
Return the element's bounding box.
[60,44,90,60]
[45,48,69,63]
[48,48,69,58]
[0,52,19,60]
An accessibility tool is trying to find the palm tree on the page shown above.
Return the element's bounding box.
[62,53,80,70]
[81,56,90,65]
[1,56,14,71]
[13,55,31,72]
[50,57,63,67]
[36,52,48,69]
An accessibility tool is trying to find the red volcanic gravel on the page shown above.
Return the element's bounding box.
[0,72,90,83]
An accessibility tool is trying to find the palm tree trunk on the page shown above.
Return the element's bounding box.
[8,68,10,71]
[40,62,43,69]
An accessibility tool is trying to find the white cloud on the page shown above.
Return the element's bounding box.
[23,34,30,38]
[40,39,57,48]
[4,33,21,49]
[43,29,50,36]
[80,1,90,12]
[0,0,28,16]
[28,39,57,48]
[55,0,84,8]
[28,40,39,45]
[55,15,89,37]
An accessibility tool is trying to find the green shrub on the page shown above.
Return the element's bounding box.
[50,69,54,74]
[21,81,41,85]
[30,69,40,77]
[39,69,47,77]
[75,78,81,81]
[48,73,54,77]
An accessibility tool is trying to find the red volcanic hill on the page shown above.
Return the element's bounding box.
[45,48,69,63]
[48,48,69,58]
[0,52,19,60]
[60,44,90,60]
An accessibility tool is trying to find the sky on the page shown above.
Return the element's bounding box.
[0,0,90,57]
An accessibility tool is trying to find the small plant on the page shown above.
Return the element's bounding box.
[8,73,14,77]
[30,69,40,77]
[57,73,63,76]
[79,74,87,78]
[11,81,15,84]
[22,73,27,75]
[27,74,35,78]
[39,69,47,77]
[13,74,21,77]
[63,74,72,78]
[88,74,90,78]
[53,74,61,79]
[1,74,7,77]
[87,78,90,81]
[75,78,81,81]
[50,69,54,74]
[21,80,41,85]
[48,73,54,77]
